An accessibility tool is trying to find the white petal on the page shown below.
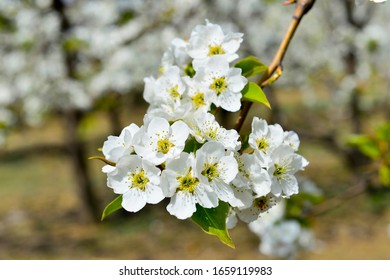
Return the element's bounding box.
[211,181,234,203]
[160,170,179,197]
[147,117,170,136]
[194,184,219,208]
[145,184,165,204]
[218,90,242,112]
[170,120,189,145]
[167,192,196,220]
[218,155,238,183]
[122,188,147,212]
[280,175,299,197]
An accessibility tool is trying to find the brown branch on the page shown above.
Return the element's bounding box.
[306,178,368,217]
[235,0,316,132]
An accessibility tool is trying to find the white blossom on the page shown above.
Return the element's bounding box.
[268,145,309,197]
[248,117,284,156]
[193,56,247,112]
[134,117,189,165]
[236,193,281,223]
[232,152,271,196]
[107,155,164,213]
[195,141,239,205]
[161,152,218,219]
[186,112,241,151]
[102,123,140,173]
[187,20,243,64]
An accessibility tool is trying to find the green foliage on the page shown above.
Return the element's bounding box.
[241,81,271,109]
[63,37,89,53]
[347,135,381,159]
[348,121,390,187]
[191,201,235,248]
[235,56,268,78]
[101,195,123,221]
[184,63,196,78]
[183,137,203,154]
[379,166,390,187]
[0,13,15,32]
[286,191,323,223]
[116,9,136,26]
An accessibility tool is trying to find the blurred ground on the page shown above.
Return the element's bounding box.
[1,103,390,260]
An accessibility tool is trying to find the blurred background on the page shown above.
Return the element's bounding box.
[1,0,390,259]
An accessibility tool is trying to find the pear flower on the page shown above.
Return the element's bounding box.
[268,145,309,197]
[187,20,243,64]
[143,65,186,107]
[194,56,247,112]
[182,76,213,113]
[248,117,284,156]
[232,152,271,197]
[195,141,239,205]
[186,112,241,151]
[134,117,189,165]
[101,123,140,174]
[107,155,164,213]
[161,38,191,73]
[161,152,218,219]
[235,193,281,223]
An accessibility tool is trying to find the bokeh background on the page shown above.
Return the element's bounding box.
[1,0,390,259]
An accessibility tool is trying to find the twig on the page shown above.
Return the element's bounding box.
[235,0,316,132]
[306,177,368,217]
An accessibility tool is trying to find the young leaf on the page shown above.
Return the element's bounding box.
[242,81,271,109]
[235,56,268,78]
[101,195,123,221]
[191,201,235,248]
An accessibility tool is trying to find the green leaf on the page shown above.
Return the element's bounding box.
[379,165,390,187]
[191,201,235,248]
[183,137,203,154]
[376,122,390,141]
[241,81,271,109]
[101,195,123,221]
[235,56,268,78]
[347,135,380,159]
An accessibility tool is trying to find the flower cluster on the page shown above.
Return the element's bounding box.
[101,21,308,225]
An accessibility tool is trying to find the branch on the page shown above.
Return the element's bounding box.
[235,0,316,132]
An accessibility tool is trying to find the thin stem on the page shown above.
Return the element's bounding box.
[235,0,316,132]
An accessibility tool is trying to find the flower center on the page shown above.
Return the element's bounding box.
[253,196,270,211]
[210,77,227,95]
[157,138,174,154]
[208,45,225,56]
[256,138,269,152]
[205,127,218,140]
[131,170,149,191]
[177,170,199,193]
[273,164,288,180]
[169,85,180,100]
[192,92,205,108]
[201,162,219,182]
